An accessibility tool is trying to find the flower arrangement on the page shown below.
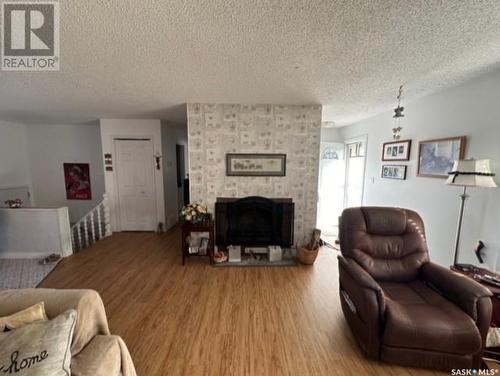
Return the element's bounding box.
[5,199,23,208]
[180,203,208,223]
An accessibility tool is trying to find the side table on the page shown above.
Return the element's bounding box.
[451,265,500,361]
[181,219,214,265]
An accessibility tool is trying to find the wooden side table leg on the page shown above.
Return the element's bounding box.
[182,230,186,266]
[209,226,215,264]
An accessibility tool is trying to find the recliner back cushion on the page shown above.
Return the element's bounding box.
[339,207,429,282]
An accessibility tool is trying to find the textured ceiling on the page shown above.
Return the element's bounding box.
[1,0,500,126]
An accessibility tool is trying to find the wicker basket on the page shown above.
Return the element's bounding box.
[296,246,319,265]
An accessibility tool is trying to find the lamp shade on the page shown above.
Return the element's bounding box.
[446,159,497,187]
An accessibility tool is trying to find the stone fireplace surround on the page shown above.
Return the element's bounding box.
[187,103,321,244]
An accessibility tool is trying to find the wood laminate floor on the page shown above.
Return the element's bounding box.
[41,227,465,375]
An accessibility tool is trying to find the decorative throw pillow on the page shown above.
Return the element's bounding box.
[0,309,76,375]
[0,302,48,331]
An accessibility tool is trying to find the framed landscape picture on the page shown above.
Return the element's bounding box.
[417,136,466,178]
[382,140,411,161]
[226,153,286,176]
[381,165,407,180]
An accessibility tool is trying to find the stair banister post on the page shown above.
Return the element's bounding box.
[103,193,112,237]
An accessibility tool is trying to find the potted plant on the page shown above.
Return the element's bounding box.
[180,203,209,224]
[297,229,321,265]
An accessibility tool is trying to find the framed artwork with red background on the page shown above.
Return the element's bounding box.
[64,163,92,200]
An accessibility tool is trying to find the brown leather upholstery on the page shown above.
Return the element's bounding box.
[338,207,492,371]
[340,207,429,282]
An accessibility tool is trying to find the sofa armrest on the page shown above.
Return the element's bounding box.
[0,288,110,356]
[71,335,122,376]
[338,255,385,358]
[420,262,492,320]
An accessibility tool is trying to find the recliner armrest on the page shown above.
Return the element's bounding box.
[338,255,385,314]
[338,255,383,292]
[338,255,385,358]
[420,262,492,320]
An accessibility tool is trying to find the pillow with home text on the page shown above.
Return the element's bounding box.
[0,309,76,375]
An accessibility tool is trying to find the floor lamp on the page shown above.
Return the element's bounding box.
[446,159,497,265]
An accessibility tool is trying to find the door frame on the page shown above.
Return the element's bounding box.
[106,132,165,232]
[112,135,160,232]
[343,135,368,207]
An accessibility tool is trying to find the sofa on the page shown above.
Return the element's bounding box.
[0,288,136,376]
[338,207,492,371]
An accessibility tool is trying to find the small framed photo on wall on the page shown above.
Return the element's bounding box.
[382,140,411,161]
[381,165,407,180]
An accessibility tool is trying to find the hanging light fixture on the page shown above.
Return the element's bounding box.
[392,85,404,140]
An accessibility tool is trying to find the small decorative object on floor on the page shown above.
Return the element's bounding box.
[213,250,228,263]
[297,229,321,265]
[4,198,23,208]
[39,253,62,265]
[228,245,241,263]
[268,245,282,262]
[156,222,164,233]
[180,203,208,224]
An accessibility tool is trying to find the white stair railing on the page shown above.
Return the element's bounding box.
[71,193,112,252]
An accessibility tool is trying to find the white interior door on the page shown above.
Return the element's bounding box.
[115,139,156,231]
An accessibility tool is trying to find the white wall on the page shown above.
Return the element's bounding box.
[340,67,500,269]
[0,207,72,258]
[0,121,32,199]
[161,121,188,229]
[26,123,105,222]
[320,126,343,143]
[100,119,165,232]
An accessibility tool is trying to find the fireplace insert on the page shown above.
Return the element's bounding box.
[215,196,294,248]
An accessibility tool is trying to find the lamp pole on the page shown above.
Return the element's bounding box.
[452,185,468,265]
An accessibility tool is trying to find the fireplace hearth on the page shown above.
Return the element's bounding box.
[215,196,294,249]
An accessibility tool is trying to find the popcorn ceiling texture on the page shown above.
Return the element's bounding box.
[1,1,500,125]
[187,104,322,244]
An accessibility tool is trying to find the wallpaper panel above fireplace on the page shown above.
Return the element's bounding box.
[187,103,322,244]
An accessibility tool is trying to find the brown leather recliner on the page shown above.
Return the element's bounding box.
[338,207,492,371]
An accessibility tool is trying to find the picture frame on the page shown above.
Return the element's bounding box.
[382,140,411,161]
[417,136,466,178]
[63,163,92,200]
[381,165,407,180]
[226,153,286,177]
